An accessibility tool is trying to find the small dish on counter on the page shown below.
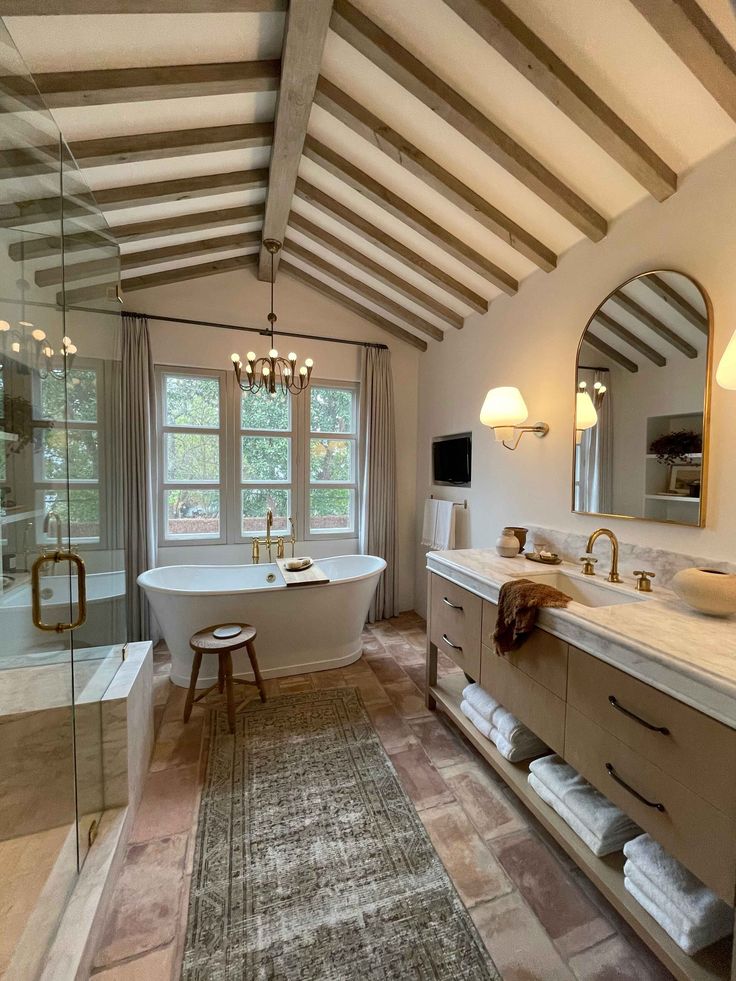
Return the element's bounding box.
[524,551,562,566]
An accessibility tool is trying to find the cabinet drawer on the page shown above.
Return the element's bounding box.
[482,601,568,698]
[568,647,736,818]
[430,575,482,680]
[565,706,736,902]
[480,644,565,755]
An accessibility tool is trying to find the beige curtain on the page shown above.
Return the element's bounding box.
[579,369,613,514]
[120,313,157,642]
[360,346,399,622]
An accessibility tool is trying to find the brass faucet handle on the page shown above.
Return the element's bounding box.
[633,570,655,592]
[579,556,598,576]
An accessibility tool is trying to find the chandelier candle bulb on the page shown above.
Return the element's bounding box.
[31,329,46,342]
[0,321,9,331]
[269,349,278,359]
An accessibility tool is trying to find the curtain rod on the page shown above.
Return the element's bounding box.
[578,365,611,372]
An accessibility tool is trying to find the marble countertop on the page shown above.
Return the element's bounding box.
[427,548,736,728]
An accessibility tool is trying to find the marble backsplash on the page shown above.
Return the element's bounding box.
[526,526,736,589]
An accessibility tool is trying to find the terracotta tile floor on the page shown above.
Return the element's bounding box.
[91,613,673,980]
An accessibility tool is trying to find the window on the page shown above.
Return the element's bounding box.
[159,370,223,541]
[156,370,360,544]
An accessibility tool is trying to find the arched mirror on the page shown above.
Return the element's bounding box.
[572,270,711,527]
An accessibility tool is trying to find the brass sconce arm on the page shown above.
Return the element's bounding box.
[499,422,550,451]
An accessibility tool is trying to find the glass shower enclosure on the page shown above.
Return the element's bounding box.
[0,20,127,977]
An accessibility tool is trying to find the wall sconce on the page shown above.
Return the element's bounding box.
[480,386,549,451]
[575,383,599,445]
[716,329,736,389]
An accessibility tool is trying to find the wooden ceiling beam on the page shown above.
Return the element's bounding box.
[444,0,677,201]
[629,0,736,123]
[36,231,262,286]
[1,169,268,227]
[594,310,666,366]
[8,204,263,261]
[122,253,259,295]
[583,331,639,373]
[295,177,487,314]
[314,77,556,271]
[330,0,607,241]
[639,273,709,335]
[280,258,427,351]
[258,0,333,280]
[29,60,280,109]
[68,122,273,169]
[304,136,517,294]
[2,1,286,10]
[288,210,463,328]
[284,237,444,341]
[609,291,698,358]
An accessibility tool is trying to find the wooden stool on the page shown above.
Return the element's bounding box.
[184,623,266,733]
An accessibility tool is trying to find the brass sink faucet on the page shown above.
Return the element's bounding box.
[251,509,297,563]
[583,528,622,583]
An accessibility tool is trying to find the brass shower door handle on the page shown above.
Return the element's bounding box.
[31,550,87,632]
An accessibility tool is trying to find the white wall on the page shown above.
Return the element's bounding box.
[414,139,736,616]
[130,265,420,612]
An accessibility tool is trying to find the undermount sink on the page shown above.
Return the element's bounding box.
[521,570,646,608]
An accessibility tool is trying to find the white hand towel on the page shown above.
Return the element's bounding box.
[493,705,535,744]
[624,875,731,955]
[624,834,733,929]
[492,727,547,763]
[421,498,438,548]
[624,861,732,948]
[460,699,493,740]
[530,754,641,845]
[528,773,640,857]
[462,683,501,723]
[433,499,456,550]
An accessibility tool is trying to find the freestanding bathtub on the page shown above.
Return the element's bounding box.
[138,554,386,687]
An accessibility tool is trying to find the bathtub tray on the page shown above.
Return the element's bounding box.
[276,559,331,587]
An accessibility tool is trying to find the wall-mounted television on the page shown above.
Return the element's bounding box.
[432,432,472,486]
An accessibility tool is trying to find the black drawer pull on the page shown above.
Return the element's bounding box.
[442,596,464,611]
[606,762,666,812]
[608,695,670,735]
[442,634,462,652]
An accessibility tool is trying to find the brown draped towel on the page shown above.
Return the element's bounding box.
[493,579,571,655]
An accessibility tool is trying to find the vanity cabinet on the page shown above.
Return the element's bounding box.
[426,571,736,981]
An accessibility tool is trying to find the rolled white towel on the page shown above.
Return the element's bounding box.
[624,874,731,955]
[460,699,493,740]
[528,773,637,857]
[492,726,547,763]
[462,683,500,723]
[624,861,732,949]
[493,705,534,744]
[624,835,733,930]
[530,754,641,845]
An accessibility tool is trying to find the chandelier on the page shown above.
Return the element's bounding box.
[231,239,313,396]
[0,277,77,379]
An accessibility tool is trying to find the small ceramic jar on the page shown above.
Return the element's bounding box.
[496,527,520,558]
[672,567,736,617]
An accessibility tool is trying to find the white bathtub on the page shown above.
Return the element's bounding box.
[138,554,386,687]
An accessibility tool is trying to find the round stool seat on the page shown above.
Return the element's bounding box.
[184,622,266,733]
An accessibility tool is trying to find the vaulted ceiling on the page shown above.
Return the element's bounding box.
[2,0,735,353]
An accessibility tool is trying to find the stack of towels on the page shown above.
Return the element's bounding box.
[461,683,547,762]
[624,834,733,954]
[529,755,641,857]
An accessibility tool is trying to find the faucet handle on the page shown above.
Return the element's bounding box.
[633,570,655,592]
[579,555,598,576]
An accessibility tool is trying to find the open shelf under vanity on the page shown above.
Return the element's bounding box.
[431,673,733,981]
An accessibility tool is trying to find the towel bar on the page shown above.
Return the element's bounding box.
[430,495,468,509]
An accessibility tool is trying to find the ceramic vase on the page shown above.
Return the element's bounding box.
[496,527,520,558]
[672,567,736,617]
[507,526,528,553]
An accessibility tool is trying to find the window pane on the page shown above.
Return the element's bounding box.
[41,488,100,541]
[310,387,354,433]
[164,375,219,428]
[310,438,353,482]
[165,433,219,482]
[241,435,290,483]
[39,369,97,422]
[310,487,353,532]
[241,488,290,535]
[40,428,98,481]
[241,388,290,432]
[166,489,220,538]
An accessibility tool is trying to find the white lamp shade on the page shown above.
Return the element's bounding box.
[576,391,598,432]
[716,328,736,390]
[480,386,529,427]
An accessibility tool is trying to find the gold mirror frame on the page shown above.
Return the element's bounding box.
[571,269,713,528]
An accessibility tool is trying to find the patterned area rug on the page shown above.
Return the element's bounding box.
[182,687,500,980]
